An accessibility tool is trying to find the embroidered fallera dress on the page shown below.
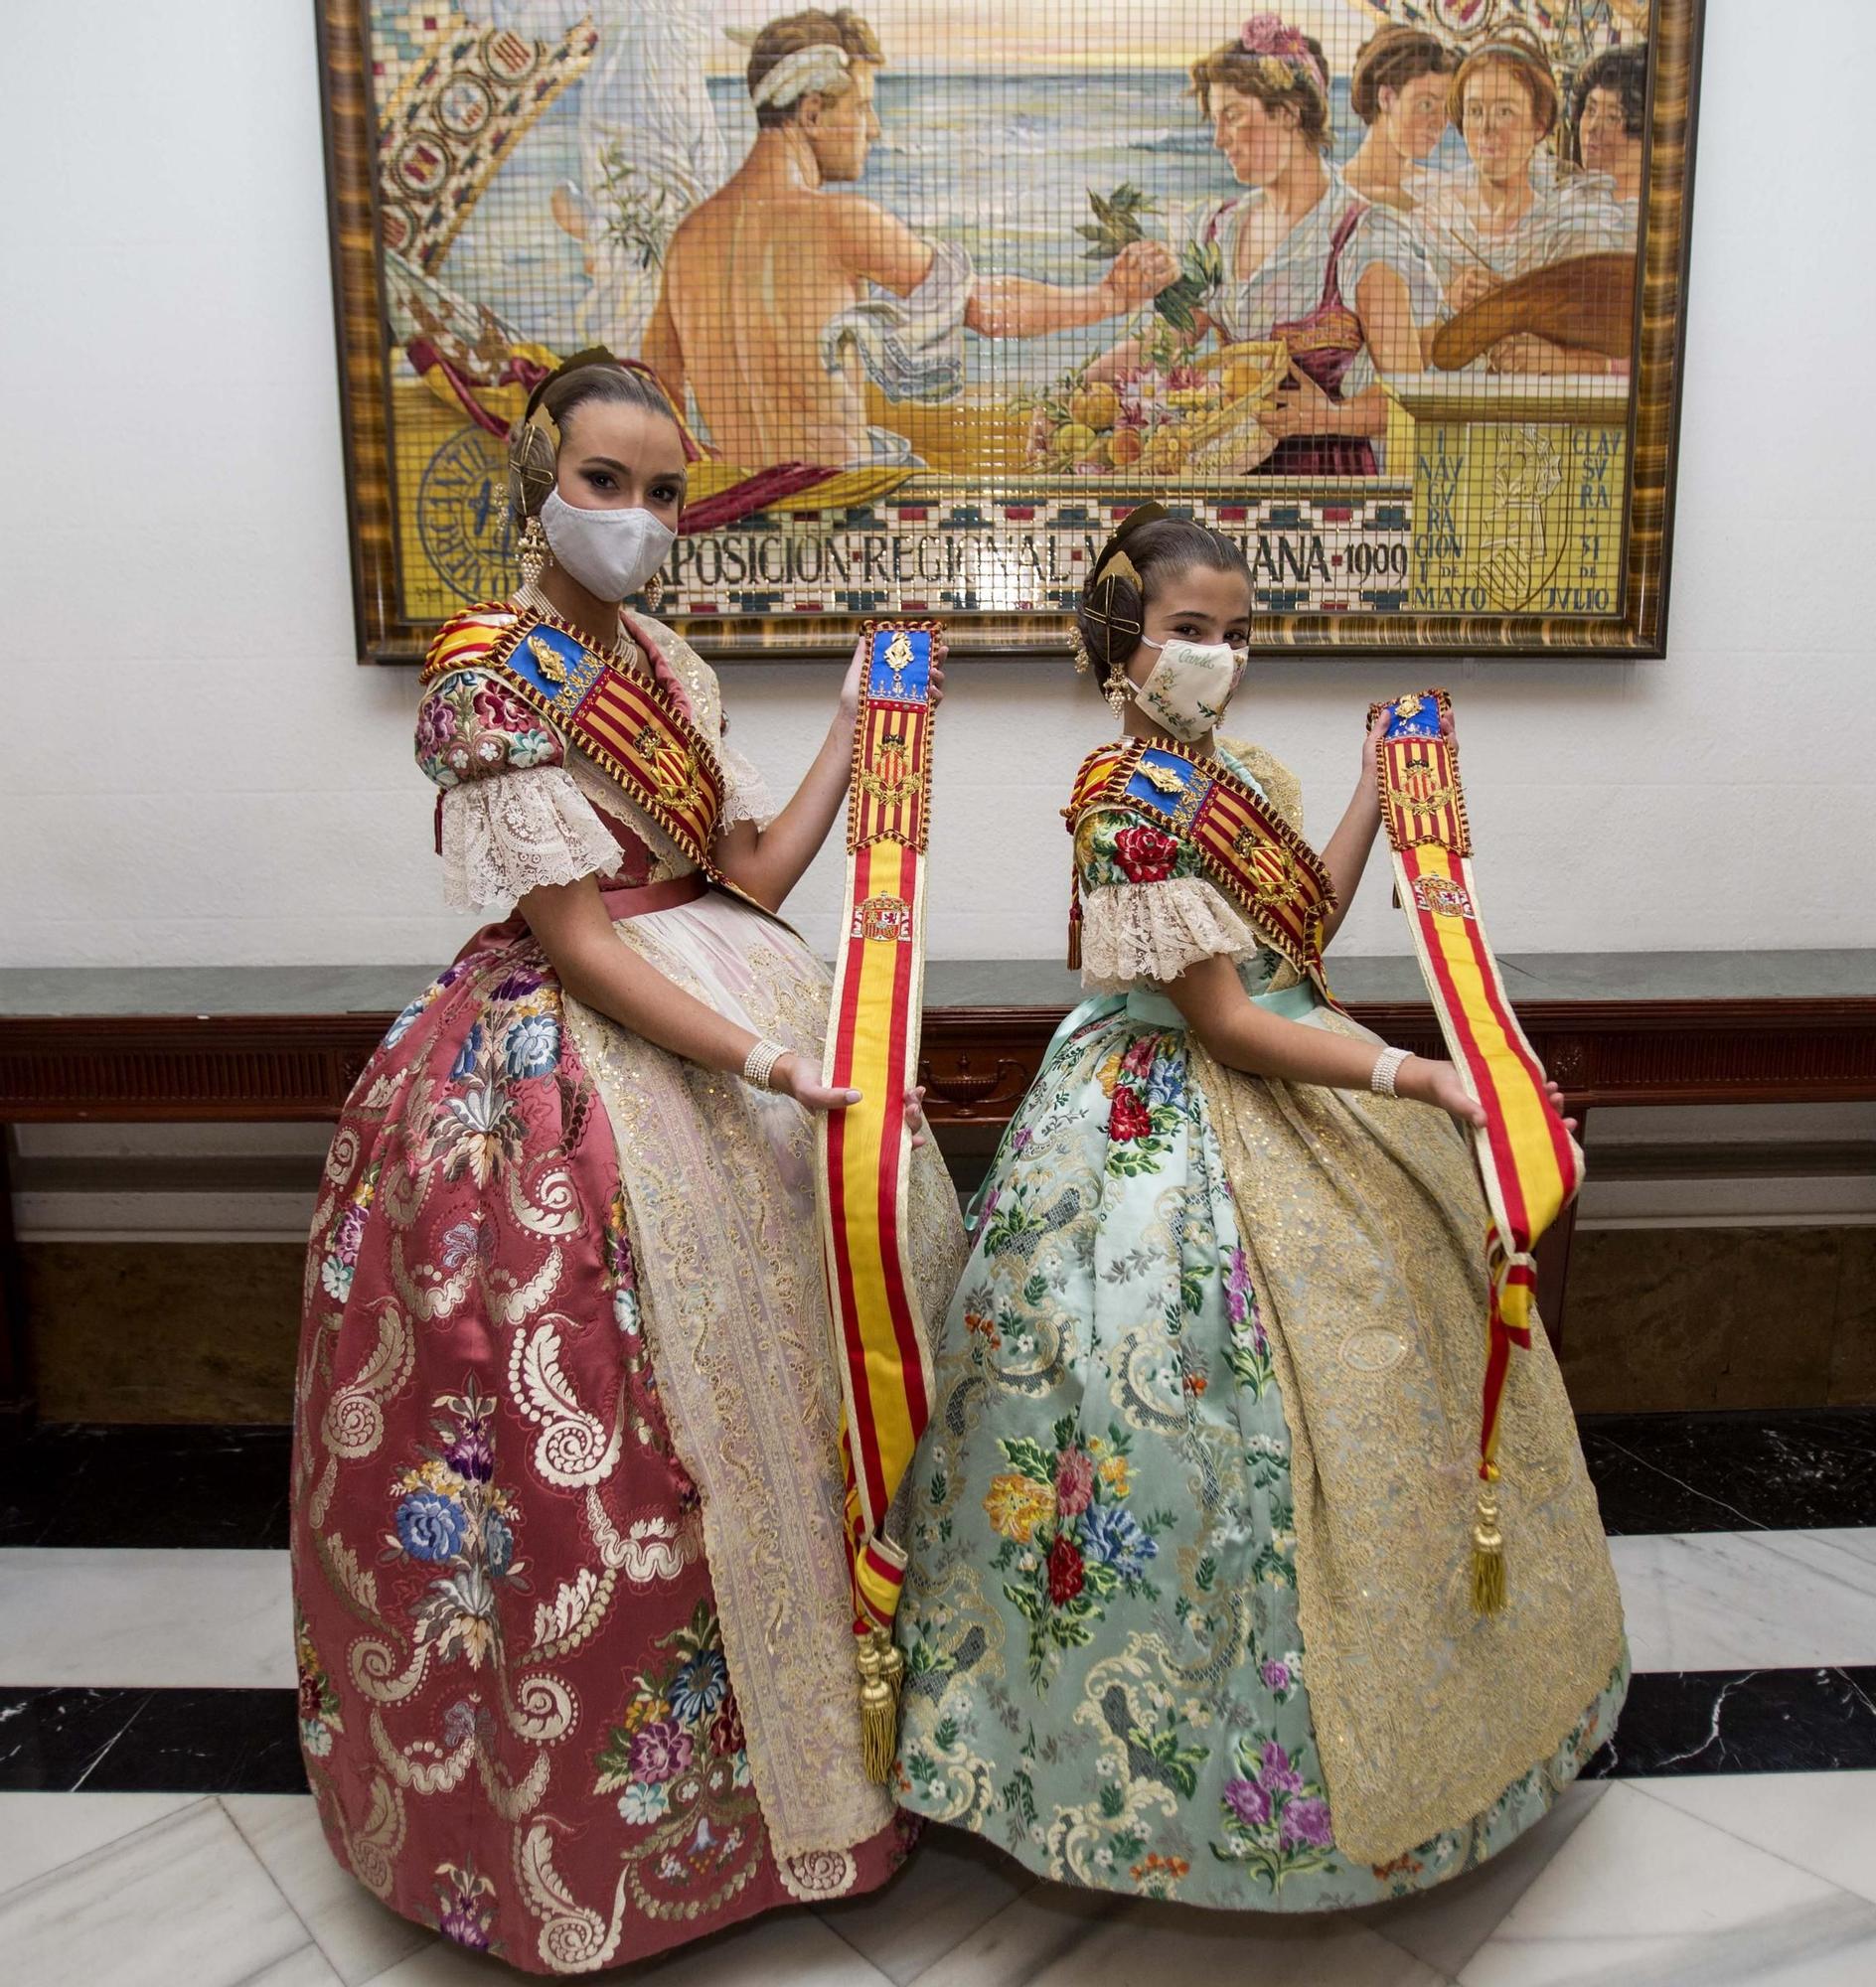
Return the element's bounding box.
[892,738,1628,1909]
[290,600,963,1973]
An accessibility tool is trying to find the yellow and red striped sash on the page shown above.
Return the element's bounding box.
[1372,689,1585,1613]
[424,603,724,877]
[1064,738,1339,999]
[817,623,941,1779]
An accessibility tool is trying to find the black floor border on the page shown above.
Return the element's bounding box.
[1584,1666,1876,1779]
[1581,1408,1876,1536]
[0,1687,304,1795]
[9,1410,1875,1553]
[4,1669,1874,1797]
[1,1425,292,1551]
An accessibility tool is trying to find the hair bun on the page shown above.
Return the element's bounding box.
[507,416,558,528]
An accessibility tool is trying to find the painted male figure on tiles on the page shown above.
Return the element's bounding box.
[643,8,1178,468]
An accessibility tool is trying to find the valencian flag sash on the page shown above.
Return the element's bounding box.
[1064,737,1340,1002]
[817,622,941,1780]
[425,605,726,877]
[1372,689,1585,1614]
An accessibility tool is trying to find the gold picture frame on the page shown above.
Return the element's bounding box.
[319,1,1703,663]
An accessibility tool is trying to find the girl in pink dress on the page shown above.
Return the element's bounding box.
[291,355,963,1973]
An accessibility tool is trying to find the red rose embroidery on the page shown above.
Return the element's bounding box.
[1120,1034,1159,1081]
[1112,824,1179,884]
[471,681,536,732]
[1047,1534,1085,1605]
[1108,1088,1153,1144]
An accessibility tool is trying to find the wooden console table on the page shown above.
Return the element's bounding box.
[4,952,1873,1430]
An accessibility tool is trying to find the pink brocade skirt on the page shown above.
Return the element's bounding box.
[289,910,913,1974]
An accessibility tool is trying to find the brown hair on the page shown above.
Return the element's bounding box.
[1449,31,1561,140]
[1074,516,1252,686]
[747,9,883,129]
[1189,38,1333,156]
[1570,45,1648,164]
[508,358,681,526]
[1350,25,1459,127]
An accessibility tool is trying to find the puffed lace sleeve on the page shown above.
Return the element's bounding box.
[1073,806,1256,989]
[416,668,622,912]
[717,734,778,830]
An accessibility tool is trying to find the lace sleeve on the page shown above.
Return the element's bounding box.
[717,739,779,830]
[1074,804,1254,989]
[1079,877,1257,989]
[439,765,623,913]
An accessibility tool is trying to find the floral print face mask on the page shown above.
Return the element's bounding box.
[1132,637,1247,742]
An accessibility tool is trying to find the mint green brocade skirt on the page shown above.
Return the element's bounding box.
[893,983,1628,1909]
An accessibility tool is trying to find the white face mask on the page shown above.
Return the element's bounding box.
[539,490,676,603]
[1131,636,1247,742]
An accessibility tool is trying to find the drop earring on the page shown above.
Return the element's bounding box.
[1104,667,1131,725]
[642,571,665,612]
[517,514,548,590]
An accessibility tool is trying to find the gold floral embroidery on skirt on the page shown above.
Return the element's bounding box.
[563,902,964,1859]
[1195,1017,1625,1864]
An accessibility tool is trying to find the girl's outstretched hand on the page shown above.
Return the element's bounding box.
[770,1060,933,1149]
[773,1051,860,1115]
[1410,1058,1487,1131]
[839,631,948,722]
[1406,1063,1579,1139]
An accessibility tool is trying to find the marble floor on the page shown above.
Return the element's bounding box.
[4,1412,1876,1986]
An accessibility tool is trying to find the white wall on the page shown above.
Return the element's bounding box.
[5,1,1874,972]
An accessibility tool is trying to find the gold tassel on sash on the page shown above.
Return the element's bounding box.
[856,1626,906,1783]
[1471,1470,1506,1616]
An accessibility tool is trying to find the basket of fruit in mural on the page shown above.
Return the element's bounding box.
[1018,339,1292,481]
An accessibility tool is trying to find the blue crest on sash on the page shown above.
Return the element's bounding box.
[507,620,606,712]
[1381,691,1443,741]
[867,626,932,703]
[1122,745,1212,827]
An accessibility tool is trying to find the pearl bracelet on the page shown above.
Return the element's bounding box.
[1369,1046,1411,1098]
[742,1039,790,1092]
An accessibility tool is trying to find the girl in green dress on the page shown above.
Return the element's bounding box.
[892,508,1627,1909]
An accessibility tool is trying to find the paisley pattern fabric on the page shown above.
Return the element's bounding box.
[290,607,963,1973]
[893,743,1628,1910]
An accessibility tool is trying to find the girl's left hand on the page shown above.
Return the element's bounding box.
[1358,704,1386,786]
[906,1083,931,1150]
[838,635,867,723]
[1543,1077,1579,1137]
[839,632,950,723]
[1362,697,1458,785]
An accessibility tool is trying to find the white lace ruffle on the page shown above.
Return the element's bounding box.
[440,765,624,913]
[718,740,779,830]
[1079,876,1257,990]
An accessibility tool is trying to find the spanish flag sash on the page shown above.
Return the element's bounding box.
[1064,737,1339,1000]
[424,604,725,878]
[817,623,940,1779]
[1372,689,1585,1613]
